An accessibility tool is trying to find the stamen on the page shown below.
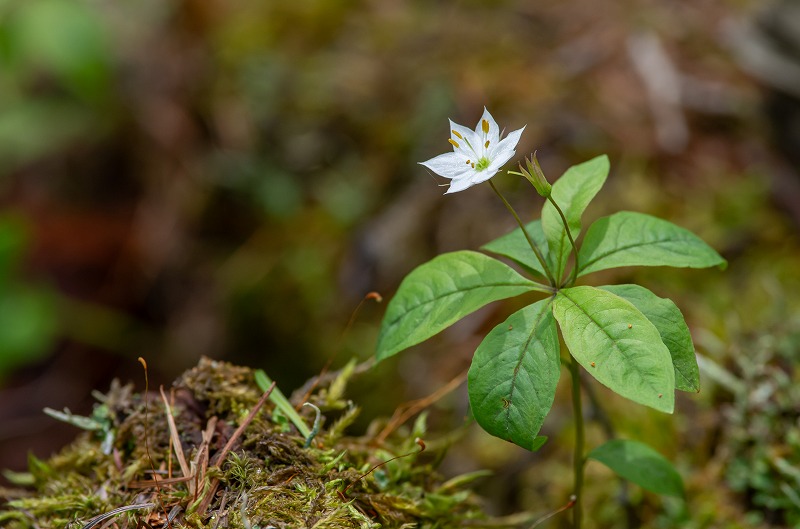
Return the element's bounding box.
[482,119,489,134]
[448,139,460,148]
[484,140,490,148]
[465,160,471,165]
[451,130,463,139]
[462,137,480,159]
[471,163,475,168]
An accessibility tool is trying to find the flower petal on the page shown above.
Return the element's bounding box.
[471,166,503,185]
[485,129,524,175]
[476,107,501,147]
[444,174,478,194]
[450,120,482,157]
[420,110,527,194]
[491,126,525,156]
[486,144,519,173]
[449,120,474,143]
[419,152,471,179]
[489,146,517,169]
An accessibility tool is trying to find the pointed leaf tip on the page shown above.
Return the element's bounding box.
[578,211,727,277]
[468,299,560,450]
[552,286,675,413]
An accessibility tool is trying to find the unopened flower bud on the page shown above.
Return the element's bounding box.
[524,153,551,198]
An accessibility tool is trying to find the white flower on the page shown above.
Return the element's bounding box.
[419,108,525,194]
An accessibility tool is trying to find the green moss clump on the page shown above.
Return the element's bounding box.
[0,358,506,529]
[722,318,800,527]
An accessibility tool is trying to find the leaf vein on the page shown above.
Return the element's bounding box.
[504,298,554,435]
[580,236,700,272]
[384,281,535,329]
[559,289,662,394]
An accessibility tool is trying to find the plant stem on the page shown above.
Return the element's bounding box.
[569,357,585,529]
[547,196,579,287]
[489,180,557,286]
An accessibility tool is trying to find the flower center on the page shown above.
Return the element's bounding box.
[474,157,491,172]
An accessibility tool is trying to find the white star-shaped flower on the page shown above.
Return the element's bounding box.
[419,108,525,194]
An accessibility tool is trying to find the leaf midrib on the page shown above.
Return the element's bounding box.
[558,289,664,395]
[383,281,536,331]
[504,298,554,437]
[579,235,700,273]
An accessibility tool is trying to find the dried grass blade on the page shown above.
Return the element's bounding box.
[80,502,155,529]
[159,386,190,482]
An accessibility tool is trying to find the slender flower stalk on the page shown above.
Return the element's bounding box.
[512,153,580,286]
[488,180,556,287]
[547,196,580,287]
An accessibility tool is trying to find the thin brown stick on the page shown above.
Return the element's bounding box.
[137,357,172,529]
[529,495,577,528]
[127,476,194,488]
[215,381,275,465]
[375,369,467,444]
[197,381,276,514]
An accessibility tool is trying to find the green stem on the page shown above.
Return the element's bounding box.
[547,196,580,287]
[489,180,557,287]
[569,357,585,529]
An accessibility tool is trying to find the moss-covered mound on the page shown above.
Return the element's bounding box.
[0,358,503,529]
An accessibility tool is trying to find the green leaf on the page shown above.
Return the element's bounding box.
[481,220,549,278]
[588,439,685,498]
[9,0,112,101]
[541,155,609,281]
[468,298,560,450]
[600,284,699,392]
[376,251,547,361]
[0,216,28,283]
[0,284,58,377]
[552,286,675,413]
[255,369,311,438]
[578,211,727,276]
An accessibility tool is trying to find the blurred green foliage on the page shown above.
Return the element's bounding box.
[0,0,114,168]
[0,216,57,379]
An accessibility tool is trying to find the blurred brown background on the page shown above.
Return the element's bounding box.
[2,0,800,526]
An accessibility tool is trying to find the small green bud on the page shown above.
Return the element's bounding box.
[524,153,551,198]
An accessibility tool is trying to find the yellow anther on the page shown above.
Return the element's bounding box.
[451,129,463,139]
[484,140,490,148]
[471,163,475,168]
[448,138,460,148]
[465,160,471,165]
[482,119,489,134]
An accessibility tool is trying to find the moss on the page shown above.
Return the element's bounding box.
[0,358,507,529]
